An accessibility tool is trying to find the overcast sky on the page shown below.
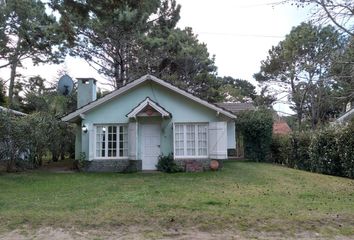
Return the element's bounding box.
[0,0,312,113]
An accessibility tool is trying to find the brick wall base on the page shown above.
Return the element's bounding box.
[82,159,142,173]
[174,159,223,172]
[80,159,223,173]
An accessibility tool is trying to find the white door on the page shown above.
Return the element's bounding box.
[141,124,161,170]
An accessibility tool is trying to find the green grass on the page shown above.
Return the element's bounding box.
[0,160,354,237]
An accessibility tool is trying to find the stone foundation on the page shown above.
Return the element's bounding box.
[82,159,142,172]
[174,159,224,172]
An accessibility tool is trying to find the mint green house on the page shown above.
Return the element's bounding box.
[62,75,236,172]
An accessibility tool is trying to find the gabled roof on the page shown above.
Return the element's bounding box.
[62,74,236,122]
[215,102,255,114]
[336,107,354,123]
[126,97,171,118]
[273,120,292,135]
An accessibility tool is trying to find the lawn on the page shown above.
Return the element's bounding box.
[0,160,354,239]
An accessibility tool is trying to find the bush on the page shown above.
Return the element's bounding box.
[269,122,354,179]
[290,131,312,170]
[156,153,182,173]
[0,111,75,172]
[236,108,273,162]
[338,121,354,178]
[309,127,343,176]
[270,135,290,165]
[0,113,29,171]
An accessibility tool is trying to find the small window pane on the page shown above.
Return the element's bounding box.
[96,125,127,158]
[174,123,208,157]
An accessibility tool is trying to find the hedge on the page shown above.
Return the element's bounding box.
[236,109,273,162]
[270,121,354,179]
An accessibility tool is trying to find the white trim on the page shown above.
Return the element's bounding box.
[174,156,208,159]
[93,124,128,159]
[173,122,209,159]
[127,97,170,118]
[62,74,236,122]
[336,108,354,123]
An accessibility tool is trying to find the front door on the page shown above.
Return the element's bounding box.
[141,124,161,170]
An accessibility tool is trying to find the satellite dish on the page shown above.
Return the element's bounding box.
[57,74,74,96]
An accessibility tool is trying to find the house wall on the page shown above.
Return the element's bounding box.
[77,80,236,164]
[227,121,236,149]
[74,125,82,160]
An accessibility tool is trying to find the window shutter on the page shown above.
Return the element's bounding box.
[128,122,137,159]
[209,122,227,159]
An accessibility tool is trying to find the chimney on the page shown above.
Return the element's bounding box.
[77,78,97,108]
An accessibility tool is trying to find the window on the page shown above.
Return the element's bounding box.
[95,125,128,158]
[174,123,208,157]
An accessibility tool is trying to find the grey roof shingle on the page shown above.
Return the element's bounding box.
[215,102,255,114]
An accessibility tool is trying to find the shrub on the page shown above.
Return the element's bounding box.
[309,127,343,176]
[236,108,273,162]
[270,135,290,165]
[270,122,354,179]
[156,153,182,173]
[0,111,75,172]
[338,121,354,178]
[290,131,312,170]
[0,113,28,171]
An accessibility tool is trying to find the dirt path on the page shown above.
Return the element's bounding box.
[0,227,352,240]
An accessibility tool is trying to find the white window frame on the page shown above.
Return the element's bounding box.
[173,123,208,159]
[94,124,128,159]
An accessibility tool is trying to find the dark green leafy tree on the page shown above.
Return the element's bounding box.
[217,76,257,102]
[331,36,354,107]
[0,0,66,108]
[51,0,180,88]
[254,86,277,108]
[50,1,220,101]
[23,77,76,162]
[255,22,343,129]
[149,27,220,101]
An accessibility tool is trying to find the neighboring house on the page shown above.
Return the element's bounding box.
[62,74,237,172]
[273,120,292,135]
[336,107,354,124]
[215,102,255,114]
[0,106,27,116]
[215,102,255,158]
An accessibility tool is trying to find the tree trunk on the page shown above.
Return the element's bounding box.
[297,110,302,131]
[8,60,18,109]
[60,143,65,160]
[6,145,16,172]
[52,150,58,162]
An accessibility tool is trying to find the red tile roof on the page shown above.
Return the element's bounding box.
[273,121,292,135]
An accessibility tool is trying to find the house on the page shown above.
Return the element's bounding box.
[215,102,255,158]
[215,102,255,114]
[273,119,292,135]
[62,74,237,172]
[336,107,354,124]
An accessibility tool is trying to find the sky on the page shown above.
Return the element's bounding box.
[0,0,312,114]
